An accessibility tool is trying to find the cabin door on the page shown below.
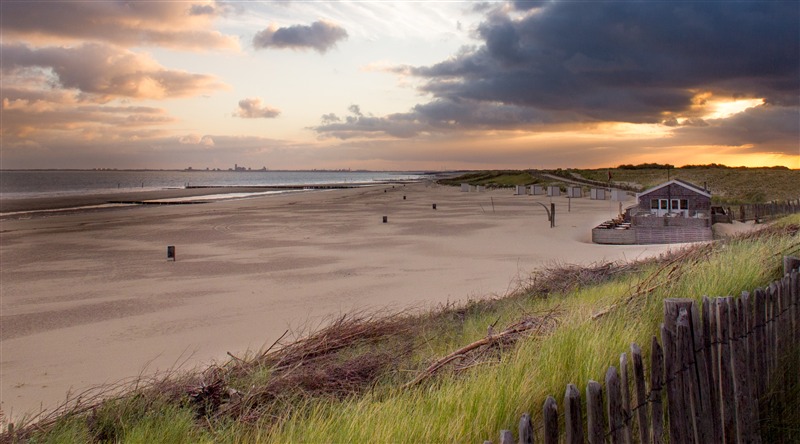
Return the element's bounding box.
[654,199,669,216]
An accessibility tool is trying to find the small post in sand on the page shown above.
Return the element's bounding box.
[382,216,388,223]
[167,245,176,261]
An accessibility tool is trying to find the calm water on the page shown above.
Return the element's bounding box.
[0,170,426,199]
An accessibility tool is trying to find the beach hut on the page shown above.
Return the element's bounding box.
[593,179,713,245]
[515,185,527,195]
[460,183,470,192]
[611,190,627,201]
[476,185,486,192]
[547,185,561,197]
[634,179,710,217]
[590,188,606,200]
[531,185,546,195]
[567,186,583,198]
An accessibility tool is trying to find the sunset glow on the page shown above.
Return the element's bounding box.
[705,98,765,120]
[1,1,797,170]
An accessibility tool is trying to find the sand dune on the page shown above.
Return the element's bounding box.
[0,183,679,420]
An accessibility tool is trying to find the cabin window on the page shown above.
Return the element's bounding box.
[651,199,659,209]
[671,199,680,211]
[660,200,669,210]
[680,199,688,210]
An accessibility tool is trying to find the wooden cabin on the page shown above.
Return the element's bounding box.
[633,179,711,218]
[593,179,713,245]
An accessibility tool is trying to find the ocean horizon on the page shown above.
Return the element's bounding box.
[0,170,429,200]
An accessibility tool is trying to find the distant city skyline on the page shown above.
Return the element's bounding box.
[1,1,798,170]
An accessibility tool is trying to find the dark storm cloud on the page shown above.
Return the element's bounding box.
[413,1,799,120]
[253,20,348,53]
[673,105,800,155]
[313,104,426,139]
[510,1,551,11]
[313,100,576,139]
[316,0,799,153]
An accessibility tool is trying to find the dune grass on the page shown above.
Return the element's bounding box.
[260,226,796,443]
[571,167,800,204]
[9,215,799,443]
[437,170,539,187]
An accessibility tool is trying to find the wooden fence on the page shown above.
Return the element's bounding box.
[485,257,800,444]
[731,200,800,223]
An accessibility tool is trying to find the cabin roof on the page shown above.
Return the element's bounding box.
[636,179,711,199]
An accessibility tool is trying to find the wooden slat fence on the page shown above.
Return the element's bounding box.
[485,256,800,443]
[733,200,800,223]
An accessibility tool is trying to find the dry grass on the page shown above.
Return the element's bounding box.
[571,167,800,204]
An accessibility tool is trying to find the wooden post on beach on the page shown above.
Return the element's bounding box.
[432,203,437,210]
[550,203,555,227]
[167,245,176,261]
[382,216,388,223]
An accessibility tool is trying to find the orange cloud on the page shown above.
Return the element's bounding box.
[233,98,281,119]
[1,1,238,51]
[3,43,228,101]
[1,87,177,147]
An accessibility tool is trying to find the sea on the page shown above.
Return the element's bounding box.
[0,170,428,200]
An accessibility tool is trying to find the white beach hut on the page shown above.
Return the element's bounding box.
[590,188,607,200]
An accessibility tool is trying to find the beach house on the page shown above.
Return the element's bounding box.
[592,179,713,244]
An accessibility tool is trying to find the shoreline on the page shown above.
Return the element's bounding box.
[0,182,678,419]
[0,181,421,215]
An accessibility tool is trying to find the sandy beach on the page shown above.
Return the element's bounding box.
[1,183,679,420]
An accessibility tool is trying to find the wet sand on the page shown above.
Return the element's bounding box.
[0,183,678,420]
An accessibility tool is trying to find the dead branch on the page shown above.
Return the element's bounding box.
[403,308,559,389]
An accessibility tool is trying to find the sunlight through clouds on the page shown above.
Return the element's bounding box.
[0,0,797,169]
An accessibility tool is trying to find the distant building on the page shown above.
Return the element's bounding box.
[592,179,713,244]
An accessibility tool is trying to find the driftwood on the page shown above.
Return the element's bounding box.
[403,309,558,389]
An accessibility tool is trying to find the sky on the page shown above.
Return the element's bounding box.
[1,0,798,171]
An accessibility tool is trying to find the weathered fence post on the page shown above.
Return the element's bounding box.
[519,413,533,444]
[650,336,664,443]
[753,288,768,398]
[767,283,777,383]
[500,429,514,444]
[619,353,633,444]
[689,299,714,442]
[631,343,650,444]
[717,297,736,444]
[792,270,799,352]
[702,296,724,442]
[663,299,694,443]
[606,366,626,444]
[587,380,605,444]
[543,396,558,444]
[789,269,800,387]
[735,295,761,443]
[677,306,708,442]
[564,384,584,444]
